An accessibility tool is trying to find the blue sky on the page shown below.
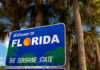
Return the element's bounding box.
[0,37,9,66]
[0,45,7,66]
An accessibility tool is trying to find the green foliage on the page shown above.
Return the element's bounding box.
[7,44,19,58]
[0,23,11,42]
[98,39,100,52]
[7,44,19,66]
[45,47,65,65]
[80,0,100,28]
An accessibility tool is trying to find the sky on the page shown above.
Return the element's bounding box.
[96,26,100,32]
[0,37,9,66]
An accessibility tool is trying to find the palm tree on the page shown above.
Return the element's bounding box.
[73,0,87,70]
[84,31,99,70]
[16,0,50,27]
[57,6,74,70]
[95,39,100,70]
[80,0,100,69]
[0,23,10,42]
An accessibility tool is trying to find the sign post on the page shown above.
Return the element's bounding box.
[6,24,66,66]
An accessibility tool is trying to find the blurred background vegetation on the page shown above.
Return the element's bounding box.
[0,0,100,70]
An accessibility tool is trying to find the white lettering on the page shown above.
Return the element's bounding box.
[39,36,42,45]
[17,39,22,47]
[32,37,38,45]
[43,36,50,44]
[12,40,17,47]
[51,35,60,44]
[12,34,60,47]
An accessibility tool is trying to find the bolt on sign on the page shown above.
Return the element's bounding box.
[6,24,66,66]
[5,68,65,70]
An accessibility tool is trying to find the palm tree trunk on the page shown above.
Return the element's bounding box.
[11,20,20,31]
[65,1,70,70]
[64,0,67,7]
[29,17,36,28]
[95,40,100,70]
[36,9,43,27]
[66,42,70,70]
[65,32,71,70]
[73,0,87,70]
